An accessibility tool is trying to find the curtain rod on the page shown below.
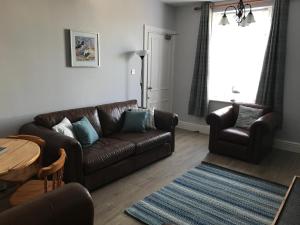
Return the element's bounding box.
[194,0,269,11]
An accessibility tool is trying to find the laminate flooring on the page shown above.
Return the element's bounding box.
[92,129,300,225]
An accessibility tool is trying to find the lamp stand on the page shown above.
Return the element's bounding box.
[140,55,145,108]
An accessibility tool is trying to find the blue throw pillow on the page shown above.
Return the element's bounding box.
[72,117,99,147]
[122,111,147,132]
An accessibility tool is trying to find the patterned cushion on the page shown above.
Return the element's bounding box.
[52,117,75,138]
[235,105,263,129]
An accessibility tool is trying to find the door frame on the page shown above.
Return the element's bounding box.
[143,24,176,112]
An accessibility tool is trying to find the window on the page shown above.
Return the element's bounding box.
[208,6,272,103]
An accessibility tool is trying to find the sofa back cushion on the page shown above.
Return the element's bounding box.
[35,107,102,135]
[97,100,138,136]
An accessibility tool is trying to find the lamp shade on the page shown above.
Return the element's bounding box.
[240,16,249,27]
[246,11,256,24]
[219,14,230,26]
[135,50,150,57]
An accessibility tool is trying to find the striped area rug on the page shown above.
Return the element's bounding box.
[125,162,288,225]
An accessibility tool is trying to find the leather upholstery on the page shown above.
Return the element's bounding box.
[20,100,178,190]
[0,183,94,225]
[154,110,178,151]
[219,128,250,145]
[97,100,138,136]
[84,143,172,190]
[206,103,280,163]
[83,138,135,174]
[110,130,172,155]
[35,107,102,135]
[20,123,83,184]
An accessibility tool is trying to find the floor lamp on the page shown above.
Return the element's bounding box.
[135,50,150,108]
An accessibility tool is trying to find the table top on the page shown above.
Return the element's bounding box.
[0,138,40,177]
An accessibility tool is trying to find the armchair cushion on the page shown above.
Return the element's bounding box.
[219,128,250,145]
[235,105,263,129]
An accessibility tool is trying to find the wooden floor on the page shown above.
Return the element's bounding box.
[1,129,300,223]
[91,129,300,225]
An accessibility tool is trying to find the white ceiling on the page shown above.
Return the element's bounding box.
[161,0,224,6]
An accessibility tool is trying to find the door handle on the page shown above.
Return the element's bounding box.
[147,87,153,90]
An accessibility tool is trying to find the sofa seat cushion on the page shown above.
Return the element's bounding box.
[110,130,172,155]
[219,128,249,145]
[83,138,135,174]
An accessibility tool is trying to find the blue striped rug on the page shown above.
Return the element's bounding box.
[125,162,288,225]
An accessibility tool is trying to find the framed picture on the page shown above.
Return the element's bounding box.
[70,30,100,67]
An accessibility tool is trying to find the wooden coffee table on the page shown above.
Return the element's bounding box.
[0,138,40,182]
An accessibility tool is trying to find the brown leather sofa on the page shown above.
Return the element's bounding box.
[206,103,280,163]
[0,183,94,225]
[20,100,178,190]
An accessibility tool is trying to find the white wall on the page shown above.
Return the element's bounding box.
[173,0,300,143]
[0,0,176,136]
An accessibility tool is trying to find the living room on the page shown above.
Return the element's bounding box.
[0,0,299,224]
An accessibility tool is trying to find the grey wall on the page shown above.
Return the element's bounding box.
[278,0,300,142]
[0,0,176,136]
[173,0,300,143]
[173,4,205,125]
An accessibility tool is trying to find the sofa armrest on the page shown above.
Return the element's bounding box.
[0,183,94,225]
[154,110,178,132]
[206,106,234,130]
[250,112,280,134]
[19,123,83,183]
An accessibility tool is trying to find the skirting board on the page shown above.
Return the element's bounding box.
[177,121,210,135]
[177,120,300,154]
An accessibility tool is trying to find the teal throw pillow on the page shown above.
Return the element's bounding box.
[130,108,156,130]
[72,117,99,147]
[122,111,147,132]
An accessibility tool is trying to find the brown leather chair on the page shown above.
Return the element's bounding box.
[0,183,94,225]
[206,103,280,163]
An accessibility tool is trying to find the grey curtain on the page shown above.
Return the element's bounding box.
[188,2,210,117]
[256,0,290,115]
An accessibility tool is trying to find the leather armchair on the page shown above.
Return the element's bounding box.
[0,183,94,225]
[206,103,280,163]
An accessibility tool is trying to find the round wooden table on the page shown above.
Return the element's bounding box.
[0,138,40,182]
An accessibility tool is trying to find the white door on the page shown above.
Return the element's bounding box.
[144,26,175,112]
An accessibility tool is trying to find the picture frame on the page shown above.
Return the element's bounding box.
[70,30,100,67]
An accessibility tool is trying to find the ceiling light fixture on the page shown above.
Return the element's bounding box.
[219,0,256,27]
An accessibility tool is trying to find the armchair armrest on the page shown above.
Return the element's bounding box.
[154,110,178,132]
[250,112,281,134]
[206,106,234,129]
[19,123,83,183]
[0,183,94,225]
